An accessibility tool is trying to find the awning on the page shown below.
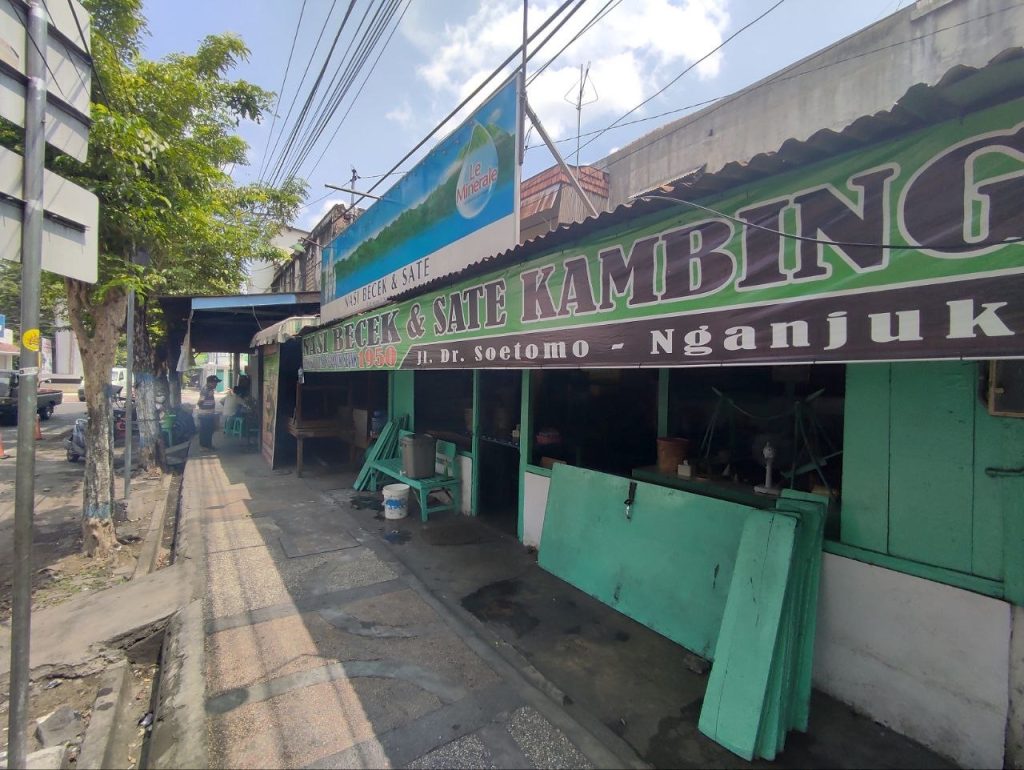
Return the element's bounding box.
[158,291,320,353]
[0,341,18,354]
[250,315,319,348]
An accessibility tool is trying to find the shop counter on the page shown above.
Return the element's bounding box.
[631,465,776,510]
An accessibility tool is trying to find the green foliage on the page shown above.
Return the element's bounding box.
[0,262,67,337]
[43,0,306,312]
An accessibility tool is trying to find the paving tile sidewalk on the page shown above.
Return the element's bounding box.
[193,445,636,770]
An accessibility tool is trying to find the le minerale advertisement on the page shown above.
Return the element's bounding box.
[319,77,520,324]
[304,99,1024,372]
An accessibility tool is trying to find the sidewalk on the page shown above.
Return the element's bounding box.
[189,442,639,769]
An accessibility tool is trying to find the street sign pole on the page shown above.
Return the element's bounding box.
[8,0,47,765]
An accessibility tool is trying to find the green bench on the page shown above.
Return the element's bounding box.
[368,430,461,522]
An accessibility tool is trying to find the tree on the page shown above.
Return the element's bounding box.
[41,0,303,555]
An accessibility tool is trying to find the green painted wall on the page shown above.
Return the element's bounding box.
[841,361,1024,602]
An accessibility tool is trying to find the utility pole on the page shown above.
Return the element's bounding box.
[124,279,134,500]
[349,167,358,208]
[8,1,46,765]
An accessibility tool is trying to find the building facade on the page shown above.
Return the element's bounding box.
[255,3,1024,765]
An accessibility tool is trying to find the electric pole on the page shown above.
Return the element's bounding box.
[8,1,47,766]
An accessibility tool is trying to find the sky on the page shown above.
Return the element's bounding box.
[140,0,910,231]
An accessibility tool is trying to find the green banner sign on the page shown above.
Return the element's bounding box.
[304,99,1024,372]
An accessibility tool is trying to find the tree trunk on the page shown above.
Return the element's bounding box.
[66,278,127,557]
[132,297,162,470]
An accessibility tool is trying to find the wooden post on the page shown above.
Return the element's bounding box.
[471,370,481,516]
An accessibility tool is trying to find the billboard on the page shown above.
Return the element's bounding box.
[303,98,1024,372]
[320,77,520,323]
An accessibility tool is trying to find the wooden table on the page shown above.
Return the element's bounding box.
[287,417,351,477]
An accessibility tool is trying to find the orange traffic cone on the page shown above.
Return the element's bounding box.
[34,414,43,440]
[0,431,8,459]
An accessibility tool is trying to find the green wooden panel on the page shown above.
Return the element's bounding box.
[390,370,415,428]
[972,400,1024,581]
[840,364,891,552]
[888,362,974,572]
[698,514,797,760]
[539,464,756,659]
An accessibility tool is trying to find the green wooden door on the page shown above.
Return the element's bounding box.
[886,362,975,572]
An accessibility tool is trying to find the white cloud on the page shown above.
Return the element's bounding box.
[386,100,415,128]
[407,0,730,141]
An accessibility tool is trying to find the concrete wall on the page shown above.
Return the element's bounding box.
[522,470,550,548]
[597,0,1024,206]
[813,553,1011,768]
[458,455,472,514]
[1009,604,1024,769]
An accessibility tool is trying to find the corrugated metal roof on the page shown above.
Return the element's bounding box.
[384,49,1023,304]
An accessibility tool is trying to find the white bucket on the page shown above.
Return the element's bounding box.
[382,483,410,520]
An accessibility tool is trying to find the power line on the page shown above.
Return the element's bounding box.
[264,0,359,186]
[63,0,110,105]
[10,0,70,101]
[575,0,786,157]
[260,0,341,184]
[274,0,388,182]
[525,94,724,152]
[305,0,412,177]
[572,1,1024,170]
[257,0,308,180]
[528,0,623,84]
[636,193,1024,252]
[277,0,402,184]
[351,0,587,209]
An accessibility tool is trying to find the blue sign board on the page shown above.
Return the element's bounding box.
[320,77,521,322]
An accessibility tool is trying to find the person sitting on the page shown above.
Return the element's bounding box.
[222,386,242,421]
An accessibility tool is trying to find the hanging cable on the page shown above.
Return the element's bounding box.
[564,2,1023,169]
[304,0,413,179]
[259,0,341,184]
[264,0,359,186]
[277,0,402,184]
[575,0,786,158]
[528,0,622,84]
[257,0,308,180]
[63,0,110,105]
[352,0,588,210]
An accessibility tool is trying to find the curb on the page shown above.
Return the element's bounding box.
[146,450,207,770]
[131,474,175,581]
[77,661,132,770]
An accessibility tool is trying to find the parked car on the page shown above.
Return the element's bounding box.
[0,369,64,422]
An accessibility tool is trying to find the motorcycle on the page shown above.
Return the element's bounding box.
[64,417,87,462]
[63,398,140,463]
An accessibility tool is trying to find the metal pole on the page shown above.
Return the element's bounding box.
[524,98,600,218]
[8,1,46,765]
[519,0,528,166]
[124,288,134,499]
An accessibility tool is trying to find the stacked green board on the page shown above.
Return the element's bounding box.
[538,466,825,760]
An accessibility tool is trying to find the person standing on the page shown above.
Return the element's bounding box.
[197,374,220,449]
